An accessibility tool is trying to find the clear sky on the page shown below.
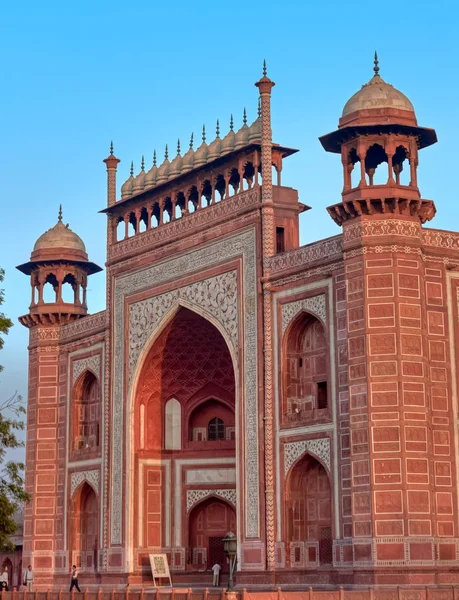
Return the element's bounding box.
[1,0,458,452]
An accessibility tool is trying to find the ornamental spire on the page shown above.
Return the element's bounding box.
[189,132,194,150]
[58,204,63,222]
[243,107,247,126]
[110,141,114,155]
[130,161,134,177]
[202,124,206,143]
[374,51,380,76]
[263,59,267,77]
[216,119,220,137]
[141,155,145,171]
[230,114,234,131]
[165,144,169,161]
[177,139,181,155]
[153,149,157,167]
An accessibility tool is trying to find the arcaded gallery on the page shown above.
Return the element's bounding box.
[16,58,459,587]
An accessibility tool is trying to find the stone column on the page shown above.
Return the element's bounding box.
[256,65,276,571]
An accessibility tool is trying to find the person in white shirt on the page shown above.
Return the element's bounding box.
[24,565,34,591]
[212,562,221,587]
[1,566,9,591]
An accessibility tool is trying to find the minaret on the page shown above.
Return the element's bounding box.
[256,60,277,572]
[16,209,101,579]
[319,57,453,573]
[255,59,276,260]
[103,143,121,246]
[103,141,121,207]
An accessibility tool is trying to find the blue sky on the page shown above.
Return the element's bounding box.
[1,0,458,443]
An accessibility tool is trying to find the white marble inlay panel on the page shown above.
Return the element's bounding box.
[186,468,236,485]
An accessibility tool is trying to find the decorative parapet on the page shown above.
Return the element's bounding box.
[60,311,107,342]
[108,188,260,261]
[266,235,343,275]
[422,228,459,251]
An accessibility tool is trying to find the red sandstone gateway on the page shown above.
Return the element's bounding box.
[15,56,459,587]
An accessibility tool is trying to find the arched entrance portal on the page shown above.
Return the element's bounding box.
[189,498,236,570]
[133,306,236,573]
[69,482,99,571]
[285,453,332,566]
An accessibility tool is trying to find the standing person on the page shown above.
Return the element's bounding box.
[24,565,34,591]
[1,565,9,591]
[211,562,221,587]
[69,565,81,592]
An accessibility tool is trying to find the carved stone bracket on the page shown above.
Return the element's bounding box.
[284,437,331,475]
[186,489,236,512]
[70,469,100,496]
[73,355,101,384]
[281,294,327,335]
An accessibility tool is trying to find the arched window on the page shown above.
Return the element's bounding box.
[73,370,100,453]
[285,313,329,422]
[208,417,224,441]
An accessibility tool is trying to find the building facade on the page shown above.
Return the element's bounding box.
[17,59,459,587]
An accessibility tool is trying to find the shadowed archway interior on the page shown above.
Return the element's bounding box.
[285,454,332,566]
[133,306,236,571]
[69,482,99,572]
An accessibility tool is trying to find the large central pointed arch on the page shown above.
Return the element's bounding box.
[125,301,240,572]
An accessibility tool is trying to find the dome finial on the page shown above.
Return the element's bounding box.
[230,114,234,131]
[141,155,145,171]
[165,144,169,161]
[216,119,220,137]
[130,161,134,177]
[58,204,63,222]
[153,150,157,167]
[263,59,267,77]
[189,132,194,150]
[177,139,181,155]
[110,141,114,156]
[202,124,206,143]
[374,51,380,76]
[243,107,247,126]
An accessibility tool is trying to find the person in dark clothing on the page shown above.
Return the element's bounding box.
[69,565,81,592]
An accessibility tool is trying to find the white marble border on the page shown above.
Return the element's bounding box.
[112,228,258,552]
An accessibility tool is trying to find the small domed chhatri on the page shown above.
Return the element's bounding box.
[32,205,87,260]
[342,52,415,123]
[17,206,102,327]
[338,52,418,128]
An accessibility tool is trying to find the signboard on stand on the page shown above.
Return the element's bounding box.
[149,554,172,588]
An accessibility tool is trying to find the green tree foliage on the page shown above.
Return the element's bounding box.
[0,268,30,551]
